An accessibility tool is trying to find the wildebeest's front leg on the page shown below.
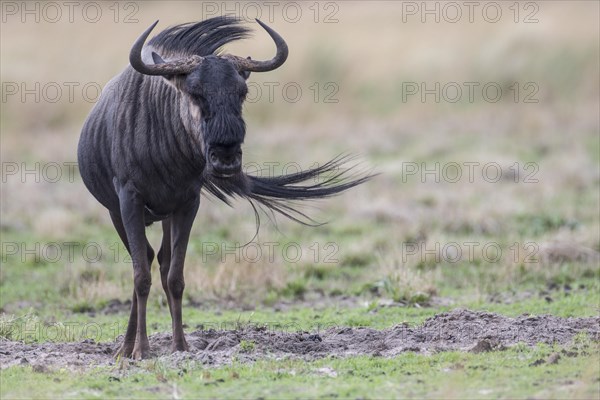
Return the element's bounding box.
[110,212,155,359]
[116,182,153,359]
[168,196,200,352]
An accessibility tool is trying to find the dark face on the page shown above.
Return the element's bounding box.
[184,56,249,177]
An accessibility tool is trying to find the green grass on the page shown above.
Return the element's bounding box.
[1,282,597,345]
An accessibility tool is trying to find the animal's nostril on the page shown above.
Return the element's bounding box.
[208,146,242,171]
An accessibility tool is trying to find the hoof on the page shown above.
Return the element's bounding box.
[132,343,151,360]
[114,342,134,359]
[171,338,189,353]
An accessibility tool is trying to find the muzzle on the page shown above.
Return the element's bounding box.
[206,144,242,177]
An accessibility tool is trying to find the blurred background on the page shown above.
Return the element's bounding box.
[1,1,598,314]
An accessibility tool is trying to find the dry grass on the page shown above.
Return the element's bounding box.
[1,2,598,306]
[185,258,287,303]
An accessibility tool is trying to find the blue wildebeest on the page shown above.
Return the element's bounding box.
[78,16,370,359]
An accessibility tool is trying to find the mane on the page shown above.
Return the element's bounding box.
[147,16,251,58]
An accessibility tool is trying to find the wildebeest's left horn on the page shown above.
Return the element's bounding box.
[224,19,288,72]
[129,20,204,76]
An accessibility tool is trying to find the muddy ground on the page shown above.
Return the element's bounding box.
[1,310,598,371]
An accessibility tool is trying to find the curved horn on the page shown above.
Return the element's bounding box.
[129,20,203,76]
[224,19,288,72]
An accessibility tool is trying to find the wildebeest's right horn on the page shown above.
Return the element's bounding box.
[224,19,288,72]
[129,20,204,76]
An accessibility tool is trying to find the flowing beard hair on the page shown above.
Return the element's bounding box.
[202,154,374,234]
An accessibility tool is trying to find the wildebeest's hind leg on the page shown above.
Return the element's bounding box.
[157,218,173,319]
[167,196,200,352]
[109,211,155,359]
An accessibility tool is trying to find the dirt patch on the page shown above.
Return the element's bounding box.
[1,309,598,370]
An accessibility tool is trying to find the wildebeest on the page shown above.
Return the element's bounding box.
[78,16,370,359]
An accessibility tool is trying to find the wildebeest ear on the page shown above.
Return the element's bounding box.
[151,51,179,83]
[152,52,166,65]
[239,57,252,80]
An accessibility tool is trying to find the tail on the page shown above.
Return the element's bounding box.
[203,154,375,226]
